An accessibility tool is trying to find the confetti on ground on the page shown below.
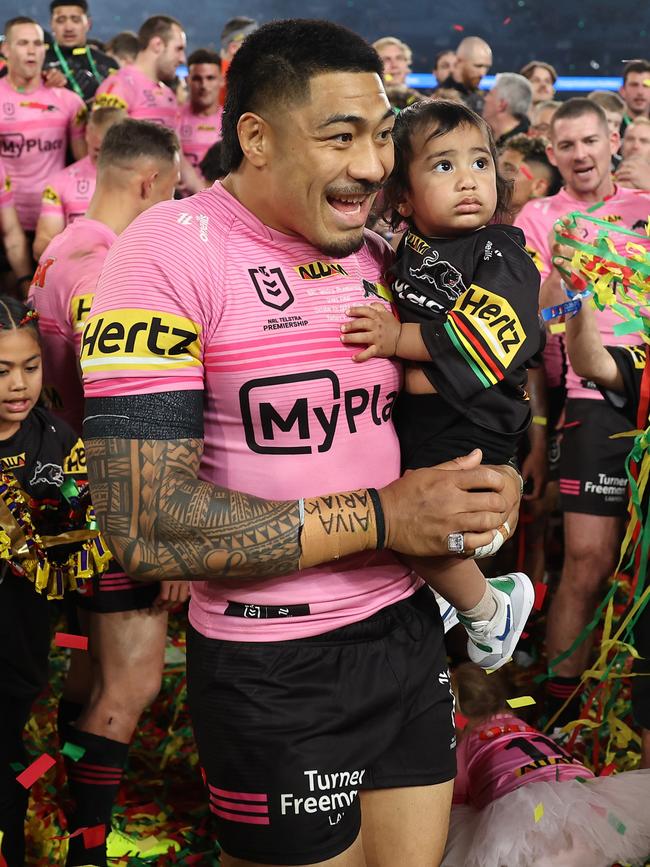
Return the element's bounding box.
[61,742,85,762]
[507,695,536,709]
[54,632,88,651]
[16,754,56,789]
[534,802,544,823]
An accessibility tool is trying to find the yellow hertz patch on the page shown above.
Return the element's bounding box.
[526,245,545,275]
[294,261,349,280]
[42,185,62,205]
[75,105,89,126]
[80,309,202,373]
[449,283,523,370]
[405,232,430,256]
[64,439,86,473]
[0,452,25,470]
[70,293,95,332]
[625,344,648,369]
[94,93,128,111]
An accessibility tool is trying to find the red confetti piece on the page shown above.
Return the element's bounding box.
[453,24,464,31]
[54,632,88,651]
[533,582,548,611]
[83,824,106,848]
[600,762,617,777]
[521,631,530,640]
[16,754,56,789]
[455,712,468,730]
[503,16,512,23]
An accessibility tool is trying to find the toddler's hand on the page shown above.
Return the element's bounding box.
[340,303,401,362]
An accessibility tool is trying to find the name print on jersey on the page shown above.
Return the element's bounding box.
[239,370,397,455]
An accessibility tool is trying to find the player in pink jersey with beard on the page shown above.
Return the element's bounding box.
[81,20,522,867]
[31,119,186,867]
[516,98,650,728]
[0,160,33,295]
[33,105,125,258]
[0,17,86,233]
[179,49,223,175]
[94,14,203,194]
[442,663,650,867]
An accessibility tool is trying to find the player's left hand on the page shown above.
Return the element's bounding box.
[341,303,401,362]
[43,68,68,89]
[154,580,191,610]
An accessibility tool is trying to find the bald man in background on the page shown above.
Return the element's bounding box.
[436,36,492,114]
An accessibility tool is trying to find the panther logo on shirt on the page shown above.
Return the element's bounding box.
[30,462,64,487]
[409,251,467,301]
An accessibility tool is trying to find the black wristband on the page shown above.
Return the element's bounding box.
[367,487,385,551]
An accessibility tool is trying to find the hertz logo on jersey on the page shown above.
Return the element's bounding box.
[445,284,524,388]
[63,439,87,473]
[70,293,95,332]
[94,93,128,111]
[42,185,62,205]
[80,309,202,373]
[294,261,349,280]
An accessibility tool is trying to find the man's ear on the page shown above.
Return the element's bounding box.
[237,112,269,168]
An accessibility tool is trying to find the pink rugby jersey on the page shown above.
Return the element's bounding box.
[0,160,13,209]
[516,186,650,399]
[81,182,420,641]
[179,104,223,169]
[30,217,116,434]
[94,65,179,132]
[453,713,593,809]
[40,154,96,225]
[0,78,85,230]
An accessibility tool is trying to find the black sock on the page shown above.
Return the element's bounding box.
[64,729,129,867]
[546,676,582,727]
[57,699,84,749]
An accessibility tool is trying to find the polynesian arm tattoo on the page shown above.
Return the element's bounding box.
[85,436,302,581]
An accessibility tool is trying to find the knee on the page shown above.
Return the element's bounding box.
[563,542,617,591]
[91,664,163,719]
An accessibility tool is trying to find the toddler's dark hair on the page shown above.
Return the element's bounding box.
[0,296,40,341]
[384,99,512,231]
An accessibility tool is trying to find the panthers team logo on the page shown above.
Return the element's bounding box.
[409,251,467,301]
[30,462,64,487]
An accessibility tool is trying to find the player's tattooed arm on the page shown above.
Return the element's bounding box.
[85,436,304,581]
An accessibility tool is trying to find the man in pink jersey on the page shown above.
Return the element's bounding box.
[81,20,521,867]
[94,15,202,194]
[0,18,86,234]
[179,49,223,173]
[33,105,125,258]
[0,161,32,295]
[30,119,186,867]
[516,98,650,726]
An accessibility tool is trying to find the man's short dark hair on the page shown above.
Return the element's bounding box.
[50,0,88,14]
[550,97,609,137]
[98,118,179,170]
[221,18,383,172]
[502,133,562,195]
[4,16,41,40]
[188,49,221,69]
[199,141,226,183]
[138,15,182,52]
[623,59,650,84]
[105,30,138,61]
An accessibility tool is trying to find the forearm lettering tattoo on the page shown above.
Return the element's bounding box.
[85,437,302,582]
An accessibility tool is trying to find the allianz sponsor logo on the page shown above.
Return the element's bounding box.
[239,370,397,455]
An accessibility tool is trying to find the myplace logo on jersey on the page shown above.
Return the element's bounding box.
[0,133,63,159]
[249,266,294,311]
[239,370,397,455]
[80,309,202,373]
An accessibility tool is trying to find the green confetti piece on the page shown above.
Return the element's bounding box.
[608,812,626,835]
[60,477,80,501]
[9,762,25,773]
[613,318,645,336]
[61,741,86,762]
